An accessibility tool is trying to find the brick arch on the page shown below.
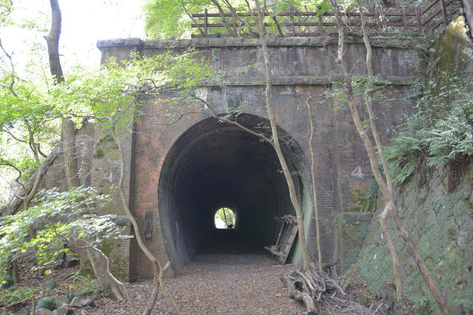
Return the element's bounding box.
[157,113,309,275]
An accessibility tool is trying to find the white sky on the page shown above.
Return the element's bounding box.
[2,0,146,70]
[0,0,146,201]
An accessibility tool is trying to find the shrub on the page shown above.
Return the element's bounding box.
[46,279,57,290]
[38,296,58,311]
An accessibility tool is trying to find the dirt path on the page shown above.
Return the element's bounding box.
[5,252,376,314]
[92,253,305,315]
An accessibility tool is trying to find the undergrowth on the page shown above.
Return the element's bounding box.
[386,55,473,186]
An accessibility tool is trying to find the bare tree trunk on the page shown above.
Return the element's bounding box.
[24,127,44,211]
[305,97,323,272]
[4,146,61,215]
[46,0,80,190]
[358,8,404,303]
[61,118,80,188]
[46,0,64,85]
[254,0,310,271]
[210,0,237,36]
[86,246,130,302]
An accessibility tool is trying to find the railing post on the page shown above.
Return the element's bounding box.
[439,0,448,26]
[415,7,422,32]
[402,7,408,31]
[374,7,380,33]
[291,6,295,37]
[204,8,208,36]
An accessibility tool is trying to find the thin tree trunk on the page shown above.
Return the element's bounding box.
[4,146,61,215]
[210,0,237,36]
[24,127,43,211]
[45,0,130,302]
[305,97,323,272]
[61,118,80,188]
[357,8,404,303]
[46,0,64,85]
[46,0,80,189]
[191,0,310,270]
[255,0,309,271]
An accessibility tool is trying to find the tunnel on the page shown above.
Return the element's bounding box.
[158,114,308,274]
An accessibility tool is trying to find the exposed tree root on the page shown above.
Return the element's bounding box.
[281,263,348,314]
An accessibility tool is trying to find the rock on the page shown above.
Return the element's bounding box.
[53,305,71,315]
[37,309,53,315]
[80,293,97,307]
[69,297,82,308]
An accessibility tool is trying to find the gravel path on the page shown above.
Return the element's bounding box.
[92,253,305,315]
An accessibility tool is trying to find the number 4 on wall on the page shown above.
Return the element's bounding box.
[350,166,366,180]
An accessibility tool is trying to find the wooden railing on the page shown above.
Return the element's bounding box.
[191,0,461,38]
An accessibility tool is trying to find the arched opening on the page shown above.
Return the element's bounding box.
[158,114,307,274]
[214,207,237,229]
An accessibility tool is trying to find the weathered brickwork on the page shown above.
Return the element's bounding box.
[43,36,423,279]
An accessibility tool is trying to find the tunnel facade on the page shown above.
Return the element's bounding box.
[90,37,423,279]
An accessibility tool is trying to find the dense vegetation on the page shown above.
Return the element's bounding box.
[386,19,473,186]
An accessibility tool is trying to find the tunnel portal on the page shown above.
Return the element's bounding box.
[158,114,307,274]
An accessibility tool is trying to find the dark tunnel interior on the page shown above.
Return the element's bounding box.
[158,114,306,274]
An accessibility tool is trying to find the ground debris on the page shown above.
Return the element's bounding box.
[281,262,374,315]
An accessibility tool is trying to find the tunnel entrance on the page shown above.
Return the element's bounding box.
[158,114,307,274]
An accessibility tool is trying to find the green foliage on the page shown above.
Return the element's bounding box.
[38,296,58,311]
[68,273,103,296]
[0,186,130,285]
[386,71,473,183]
[76,280,103,295]
[361,180,378,214]
[385,117,427,183]
[0,0,13,27]
[1,274,14,288]
[144,0,211,39]
[0,286,36,306]
[386,21,472,183]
